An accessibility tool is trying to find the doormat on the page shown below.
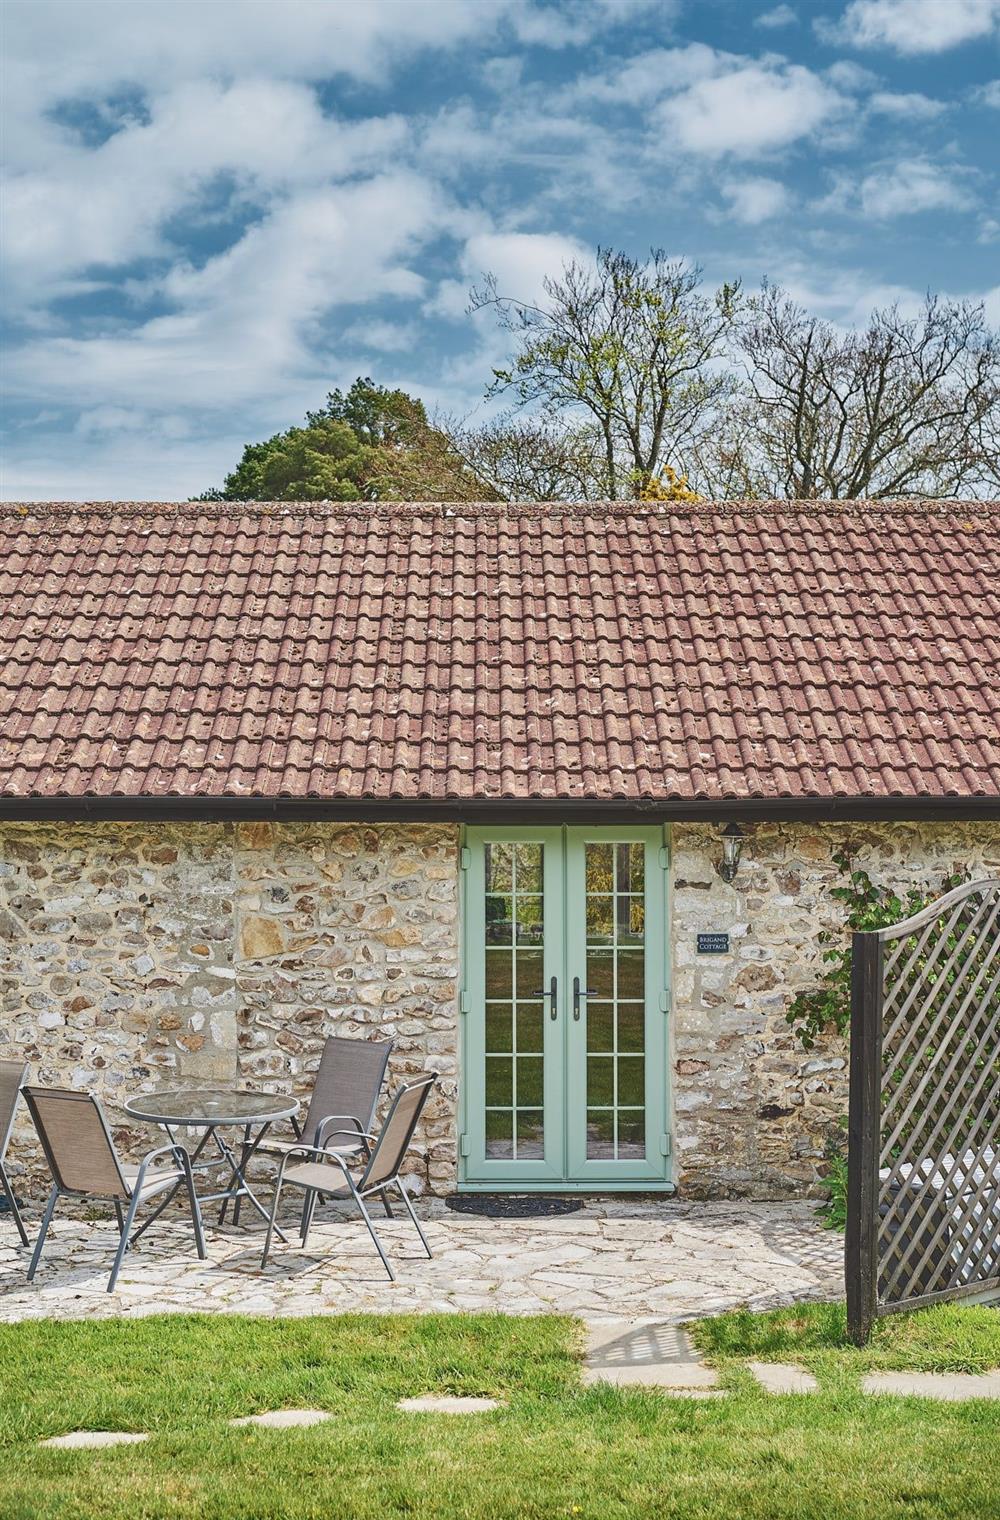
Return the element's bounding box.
[445,1194,584,1218]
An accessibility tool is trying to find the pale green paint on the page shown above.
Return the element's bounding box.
[459,824,672,1192]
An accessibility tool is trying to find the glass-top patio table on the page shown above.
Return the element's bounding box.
[124,1089,300,1246]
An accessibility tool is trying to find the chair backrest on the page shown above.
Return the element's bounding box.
[23,1087,129,1200]
[302,1035,394,1146]
[360,1074,436,1192]
[0,1059,27,1159]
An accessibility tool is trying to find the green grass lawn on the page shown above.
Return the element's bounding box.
[1,1307,998,1520]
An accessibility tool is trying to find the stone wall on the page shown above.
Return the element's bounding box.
[1,816,997,1203]
[670,820,1000,1198]
[0,821,460,1194]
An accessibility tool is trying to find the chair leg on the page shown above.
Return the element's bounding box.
[380,1188,394,1219]
[300,1189,318,1248]
[354,1189,395,1282]
[260,1177,285,1269]
[0,1160,29,1248]
[114,1201,125,1236]
[395,1178,433,1259]
[107,1191,143,1293]
[26,1184,60,1281]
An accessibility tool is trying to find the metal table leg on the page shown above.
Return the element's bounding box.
[210,1125,290,1243]
[129,1123,213,1247]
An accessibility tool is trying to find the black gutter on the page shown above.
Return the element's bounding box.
[0,796,997,824]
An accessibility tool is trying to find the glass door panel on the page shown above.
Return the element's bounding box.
[462,827,565,1184]
[484,840,546,1161]
[565,828,668,1185]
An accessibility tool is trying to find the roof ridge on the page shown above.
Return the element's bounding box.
[3,499,999,519]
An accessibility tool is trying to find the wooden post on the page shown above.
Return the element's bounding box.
[846,931,883,1346]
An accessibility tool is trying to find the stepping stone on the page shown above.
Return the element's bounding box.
[40,1431,148,1450]
[749,1361,818,1394]
[584,1320,721,1390]
[863,1371,1000,1402]
[229,1409,332,1429]
[396,1395,503,1413]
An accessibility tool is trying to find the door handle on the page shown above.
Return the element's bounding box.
[532,976,558,1020]
[573,977,597,1020]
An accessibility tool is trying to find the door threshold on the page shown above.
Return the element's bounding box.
[456,1182,677,1195]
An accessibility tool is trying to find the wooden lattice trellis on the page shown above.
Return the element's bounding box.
[846,878,1000,1345]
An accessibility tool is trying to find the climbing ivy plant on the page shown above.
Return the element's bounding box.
[785,850,968,1050]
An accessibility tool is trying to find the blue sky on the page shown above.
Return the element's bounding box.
[3,0,999,501]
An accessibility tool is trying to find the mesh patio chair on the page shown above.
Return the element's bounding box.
[23,1086,206,1293]
[0,1059,29,1247]
[227,1033,394,1226]
[260,1073,437,1281]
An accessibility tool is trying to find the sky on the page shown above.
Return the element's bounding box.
[2,0,999,502]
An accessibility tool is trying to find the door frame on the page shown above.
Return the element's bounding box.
[457,822,674,1193]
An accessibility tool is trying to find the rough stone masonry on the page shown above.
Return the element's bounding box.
[1,818,996,1199]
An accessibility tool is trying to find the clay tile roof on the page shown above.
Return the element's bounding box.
[1,500,998,805]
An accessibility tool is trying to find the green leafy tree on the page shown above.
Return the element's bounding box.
[310,377,425,446]
[255,419,370,501]
[201,376,494,502]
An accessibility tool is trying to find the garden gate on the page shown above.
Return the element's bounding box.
[846,878,1000,1345]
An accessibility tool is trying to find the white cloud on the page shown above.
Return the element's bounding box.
[720,176,790,222]
[7,173,446,413]
[824,59,880,91]
[973,80,1000,106]
[4,79,407,302]
[769,264,929,326]
[4,0,509,109]
[823,0,1000,54]
[858,158,977,217]
[653,49,844,157]
[508,0,674,46]
[428,230,593,317]
[868,90,947,118]
[340,319,421,354]
[755,5,798,27]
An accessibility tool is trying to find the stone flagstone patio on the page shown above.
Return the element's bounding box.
[0,1197,842,1325]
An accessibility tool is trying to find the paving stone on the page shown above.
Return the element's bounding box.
[396,1395,503,1413]
[0,1201,842,1325]
[862,1371,1000,1401]
[229,1409,332,1428]
[585,1320,719,1389]
[40,1431,148,1449]
[748,1361,818,1394]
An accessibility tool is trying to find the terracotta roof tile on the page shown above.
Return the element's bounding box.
[0,500,998,803]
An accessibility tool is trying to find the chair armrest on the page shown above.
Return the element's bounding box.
[139,1141,190,1169]
[315,1114,375,1149]
[314,1112,365,1135]
[128,1140,195,1197]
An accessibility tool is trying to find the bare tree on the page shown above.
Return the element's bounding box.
[470,248,739,498]
[445,415,608,501]
[713,284,1000,500]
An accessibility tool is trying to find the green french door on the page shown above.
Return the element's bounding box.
[460,825,671,1191]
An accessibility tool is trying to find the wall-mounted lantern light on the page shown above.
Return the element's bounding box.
[717,823,744,884]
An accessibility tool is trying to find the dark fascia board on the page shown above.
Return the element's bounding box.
[0,795,998,824]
